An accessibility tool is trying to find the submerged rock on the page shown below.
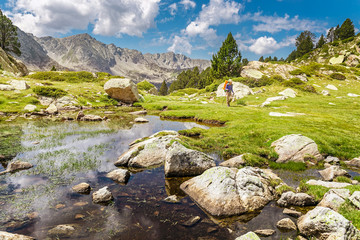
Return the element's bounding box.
[72,183,91,194]
[319,165,350,181]
[164,141,215,177]
[104,78,140,103]
[277,191,316,207]
[254,229,275,237]
[0,161,33,175]
[297,206,360,239]
[235,232,261,240]
[271,134,322,163]
[180,167,276,217]
[181,216,201,227]
[48,224,75,238]
[106,169,130,183]
[92,187,113,204]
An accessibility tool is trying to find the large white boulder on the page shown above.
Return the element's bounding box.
[216,82,253,99]
[24,104,37,111]
[8,80,30,90]
[318,189,350,211]
[271,134,323,163]
[279,88,297,98]
[180,166,276,217]
[241,68,264,79]
[0,84,15,91]
[277,191,316,207]
[306,179,351,188]
[104,78,140,103]
[329,55,345,65]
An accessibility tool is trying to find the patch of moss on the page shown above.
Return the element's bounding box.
[289,69,305,75]
[33,86,68,98]
[339,200,360,229]
[276,185,295,195]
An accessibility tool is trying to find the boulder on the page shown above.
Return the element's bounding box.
[92,186,113,203]
[72,183,91,194]
[318,189,350,211]
[216,82,253,99]
[326,84,338,90]
[39,96,54,106]
[115,131,179,168]
[345,157,360,168]
[106,169,130,183]
[134,117,149,123]
[261,96,287,107]
[46,103,58,114]
[6,161,32,173]
[345,54,360,67]
[0,84,15,91]
[297,207,360,239]
[324,156,340,164]
[24,104,37,111]
[276,218,297,231]
[104,78,140,103]
[164,141,216,177]
[271,134,323,163]
[180,167,276,217]
[277,191,316,207]
[241,68,264,79]
[319,165,350,181]
[321,90,330,96]
[329,55,345,65]
[219,154,245,168]
[48,224,75,238]
[235,232,261,240]
[306,179,351,188]
[54,96,79,110]
[254,229,275,237]
[8,80,29,90]
[283,208,302,218]
[349,191,360,209]
[279,88,297,98]
[0,231,34,240]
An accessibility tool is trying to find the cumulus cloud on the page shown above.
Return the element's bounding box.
[248,36,295,55]
[6,0,160,37]
[167,35,192,55]
[179,0,196,10]
[169,3,177,16]
[251,12,326,33]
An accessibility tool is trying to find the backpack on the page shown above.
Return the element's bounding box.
[223,80,228,92]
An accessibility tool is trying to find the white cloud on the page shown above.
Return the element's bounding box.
[169,3,177,16]
[251,12,326,33]
[179,0,196,10]
[248,36,295,55]
[6,0,160,37]
[167,35,192,55]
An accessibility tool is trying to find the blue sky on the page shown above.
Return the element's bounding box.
[1,0,359,60]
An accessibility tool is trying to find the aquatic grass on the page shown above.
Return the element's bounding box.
[269,161,307,171]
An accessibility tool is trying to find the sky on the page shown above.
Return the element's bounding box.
[0,0,359,61]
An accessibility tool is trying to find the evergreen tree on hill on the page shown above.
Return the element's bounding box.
[338,18,355,40]
[211,32,242,78]
[159,80,168,96]
[259,56,264,62]
[316,34,326,48]
[0,10,21,56]
[295,31,315,57]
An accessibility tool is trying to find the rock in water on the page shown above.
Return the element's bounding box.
[276,218,297,231]
[7,161,33,172]
[106,169,130,183]
[319,165,350,181]
[216,82,253,99]
[235,232,261,240]
[271,134,322,163]
[180,166,276,217]
[164,141,215,177]
[0,231,34,239]
[345,157,360,168]
[277,191,316,207]
[254,229,275,237]
[134,117,149,123]
[104,78,140,103]
[92,187,113,203]
[297,207,360,239]
[48,224,75,238]
[72,183,91,194]
[283,208,302,218]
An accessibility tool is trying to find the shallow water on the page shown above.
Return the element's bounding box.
[0,115,321,239]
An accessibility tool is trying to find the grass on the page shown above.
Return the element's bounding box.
[334,176,352,183]
[339,200,360,229]
[353,176,360,181]
[269,161,307,171]
[137,80,155,91]
[276,185,295,195]
[299,180,329,202]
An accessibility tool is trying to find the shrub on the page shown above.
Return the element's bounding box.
[205,83,219,92]
[331,41,340,46]
[235,76,274,88]
[33,86,68,98]
[0,96,6,105]
[342,37,354,44]
[270,75,285,82]
[330,73,346,80]
[137,80,155,91]
[289,69,305,75]
[299,85,317,93]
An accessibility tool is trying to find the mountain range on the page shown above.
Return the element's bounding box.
[16,29,210,85]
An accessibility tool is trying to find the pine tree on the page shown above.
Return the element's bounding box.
[51,65,57,71]
[338,18,355,40]
[0,10,21,56]
[259,56,264,62]
[295,31,315,57]
[211,32,242,79]
[286,50,298,62]
[316,34,326,48]
[159,80,168,96]
[273,56,278,61]
[242,58,249,66]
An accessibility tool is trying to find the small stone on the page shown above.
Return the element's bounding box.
[76,111,85,120]
[46,103,58,114]
[75,214,85,219]
[182,216,201,227]
[72,183,91,194]
[283,208,302,218]
[7,161,33,172]
[207,227,218,233]
[106,169,130,183]
[74,201,88,207]
[254,229,276,237]
[48,224,75,238]
[134,117,149,123]
[326,84,338,91]
[129,110,147,115]
[55,204,66,209]
[235,232,261,240]
[276,218,297,231]
[163,195,180,204]
[24,104,37,111]
[92,186,113,204]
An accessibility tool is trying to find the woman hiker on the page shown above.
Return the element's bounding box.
[224,79,234,107]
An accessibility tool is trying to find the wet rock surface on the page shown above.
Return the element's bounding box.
[72,183,91,194]
[92,187,113,203]
[276,218,297,231]
[106,169,130,183]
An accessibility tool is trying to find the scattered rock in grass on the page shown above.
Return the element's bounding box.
[46,103,58,114]
[181,216,201,227]
[106,169,130,183]
[306,179,351,188]
[276,218,297,231]
[279,88,297,98]
[326,84,338,90]
[219,154,246,168]
[216,82,253,100]
[0,231,34,239]
[24,104,37,111]
[261,96,287,107]
[321,90,330,96]
[254,229,275,237]
[164,141,215,177]
[271,134,323,163]
[329,55,345,65]
[129,110,147,115]
[297,207,360,239]
[92,187,113,204]
[345,157,360,168]
[48,224,75,238]
[277,191,316,207]
[180,167,276,217]
[329,102,336,105]
[134,117,149,123]
[241,68,264,79]
[283,208,302,218]
[318,189,350,211]
[0,84,15,91]
[319,165,350,181]
[269,112,305,117]
[235,232,261,240]
[8,80,30,90]
[348,93,360,97]
[72,183,91,194]
[349,191,360,209]
[104,78,140,103]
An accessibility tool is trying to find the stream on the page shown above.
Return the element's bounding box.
[1,115,354,239]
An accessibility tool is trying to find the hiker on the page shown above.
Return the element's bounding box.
[224,79,234,106]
